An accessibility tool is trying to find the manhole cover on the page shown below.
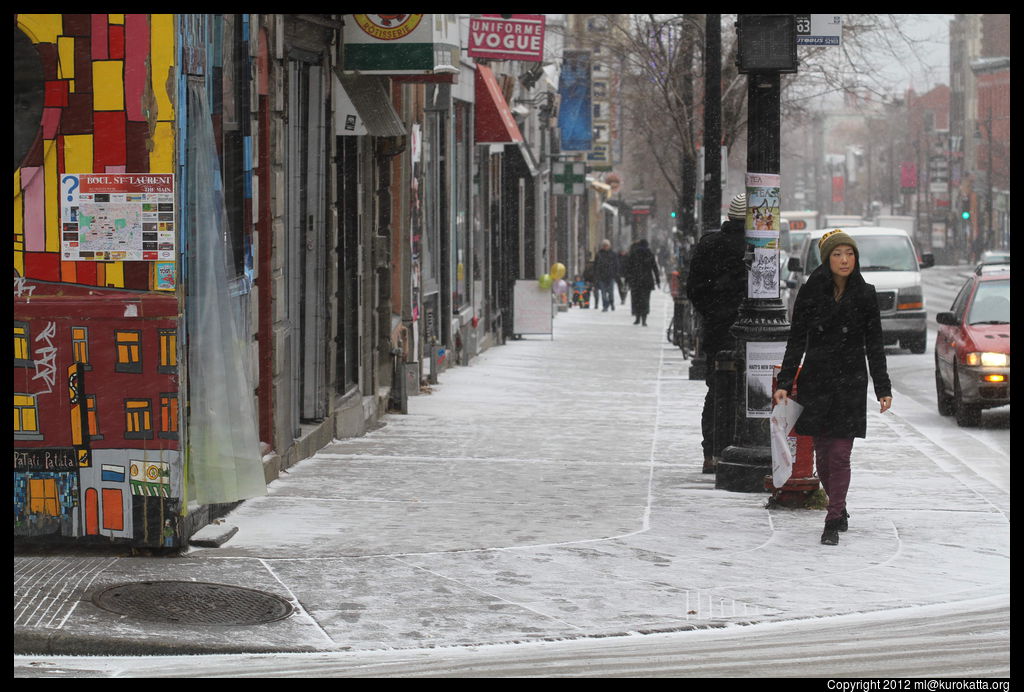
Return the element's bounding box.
[91,581,294,625]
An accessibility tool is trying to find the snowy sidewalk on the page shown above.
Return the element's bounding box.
[14,291,1010,655]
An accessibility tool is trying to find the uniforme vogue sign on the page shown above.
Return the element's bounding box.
[467,14,546,62]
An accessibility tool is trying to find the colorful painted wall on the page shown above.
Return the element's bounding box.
[14,14,182,547]
[15,14,176,290]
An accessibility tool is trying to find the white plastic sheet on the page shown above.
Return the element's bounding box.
[183,81,267,505]
[770,399,804,488]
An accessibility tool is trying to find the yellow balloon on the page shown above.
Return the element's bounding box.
[550,262,566,280]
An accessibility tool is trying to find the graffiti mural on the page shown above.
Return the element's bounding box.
[14,14,181,547]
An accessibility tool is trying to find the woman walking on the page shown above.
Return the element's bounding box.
[625,239,660,325]
[772,229,893,546]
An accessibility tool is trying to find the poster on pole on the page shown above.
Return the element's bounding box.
[746,341,787,418]
[513,280,553,338]
[745,172,781,299]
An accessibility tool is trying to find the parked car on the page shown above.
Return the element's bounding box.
[785,227,935,352]
[976,250,1011,271]
[934,265,1010,426]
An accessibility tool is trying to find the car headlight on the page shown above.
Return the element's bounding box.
[897,286,924,310]
[964,352,1010,367]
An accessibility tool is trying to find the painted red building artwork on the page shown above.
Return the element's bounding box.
[14,282,181,546]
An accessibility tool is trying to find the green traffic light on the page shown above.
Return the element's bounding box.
[961,211,971,220]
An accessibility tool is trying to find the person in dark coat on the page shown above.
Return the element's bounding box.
[773,229,893,546]
[625,239,660,325]
[685,193,750,473]
[616,250,630,305]
[594,239,619,311]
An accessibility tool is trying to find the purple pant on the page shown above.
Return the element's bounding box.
[813,436,854,522]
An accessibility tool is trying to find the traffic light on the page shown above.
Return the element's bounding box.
[961,210,971,221]
[670,211,678,219]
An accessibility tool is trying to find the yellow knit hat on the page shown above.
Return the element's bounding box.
[818,229,859,264]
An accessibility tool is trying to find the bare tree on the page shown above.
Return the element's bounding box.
[550,14,945,226]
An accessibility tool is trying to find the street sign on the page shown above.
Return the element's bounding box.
[795,14,842,46]
[468,15,546,62]
[552,161,585,195]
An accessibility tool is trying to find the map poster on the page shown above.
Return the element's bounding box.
[60,174,175,262]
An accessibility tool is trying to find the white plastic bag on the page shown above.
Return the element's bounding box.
[770,399,804,488]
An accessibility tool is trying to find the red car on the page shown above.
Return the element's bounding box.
[935,264,1010,426]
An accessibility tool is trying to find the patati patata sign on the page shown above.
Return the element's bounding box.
[468,14,545,62]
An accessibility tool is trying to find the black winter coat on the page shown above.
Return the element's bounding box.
[685,219,748,356]
[776,263,892,439]
[625,242,660,292]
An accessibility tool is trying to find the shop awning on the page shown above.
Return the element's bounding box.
[332,70,407,137]
[474,64,524,144]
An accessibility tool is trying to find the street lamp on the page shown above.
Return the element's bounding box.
[715,15,796,493]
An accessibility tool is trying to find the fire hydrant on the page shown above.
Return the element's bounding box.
[766,366,820,506]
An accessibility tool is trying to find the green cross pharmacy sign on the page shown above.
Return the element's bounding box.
[552,161,585,195]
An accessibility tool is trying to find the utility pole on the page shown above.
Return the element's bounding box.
[716,14,796,493]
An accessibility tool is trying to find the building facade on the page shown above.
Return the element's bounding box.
[14,13,563,549]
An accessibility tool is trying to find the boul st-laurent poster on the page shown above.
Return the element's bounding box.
[60,174,175,262]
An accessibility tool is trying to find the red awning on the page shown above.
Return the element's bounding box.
[474,64,524,144]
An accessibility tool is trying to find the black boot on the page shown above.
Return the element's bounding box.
[641,315,647,326]
[837,509,849,532]
[702,456,716,474]
[821,518,842,545]
[633,317,640,325]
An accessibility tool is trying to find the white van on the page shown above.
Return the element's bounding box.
[823,214,864,228]
[784,227,935,353]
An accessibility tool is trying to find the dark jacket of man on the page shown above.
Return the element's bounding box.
[685,218,748,357]
[775,263,892,439]
[594,247,619,282]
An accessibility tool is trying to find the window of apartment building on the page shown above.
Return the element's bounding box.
[220,14,251,282]
[86,395,102,440]
[158,329,177,374]
[14,393,42,439]
[28,478,60,517]
[14,321,32,366]
[124,399,154,440]
[115,330,143,373]
[159,393,179,439]
[71,326,91,368]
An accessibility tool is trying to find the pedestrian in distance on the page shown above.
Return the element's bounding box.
[625,238,660,326]
[571,274,589,308]
[772,229,893,547]
[686,192,750,474]
[582,257,596,309]
[617,249,630,305]
[594,239,620,312]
